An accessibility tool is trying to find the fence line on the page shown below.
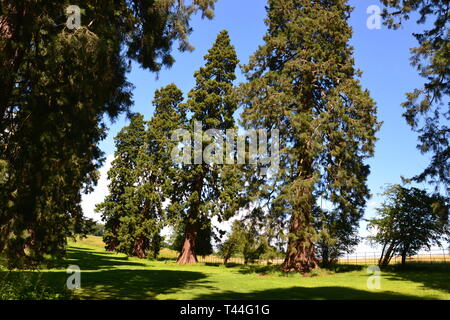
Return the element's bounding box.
[196,250,450,266]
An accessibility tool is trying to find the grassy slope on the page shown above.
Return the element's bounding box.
[21,236,445,300]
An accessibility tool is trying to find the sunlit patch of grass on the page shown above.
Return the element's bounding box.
[69,235,105,249]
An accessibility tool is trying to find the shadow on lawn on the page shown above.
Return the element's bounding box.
[193,286,422,300]
[385,263,450,294]
[64,246,147,270]
[72,269,208,299]
[1,268,209,300]
[35,247,209,299]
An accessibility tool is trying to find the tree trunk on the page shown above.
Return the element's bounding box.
[281,205,319,273]
[401,244,409,266]
[401,252,406,266]
[132,236,146,259]
[281,167,319,273]
[177,169,204,265]
[281,232,319,273]
[378,242,387,266]
[379,242,395,269]
[321,245,330,267]
[177,220,199,264]
[106,241,118,252]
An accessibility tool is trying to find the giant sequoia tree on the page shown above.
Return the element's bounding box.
[381,0,450,191]
[0,0,215,267]
[175,30,244,264]
[240,0,380,272]
[97,114,148,256]
[98,84,186,258]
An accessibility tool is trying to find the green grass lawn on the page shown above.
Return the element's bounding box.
[2,237,450,300]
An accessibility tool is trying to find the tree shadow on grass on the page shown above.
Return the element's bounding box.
[73,269,209,299]
[204,262,222,267]
[3,246,210,299]
[384,263,450,294]
[63,246,146,270]
[331,264,365,273]
[193,286,422,300]
[236,264,281,275]
[1,268,209,300]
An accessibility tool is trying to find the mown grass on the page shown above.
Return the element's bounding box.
[1,236,449,300]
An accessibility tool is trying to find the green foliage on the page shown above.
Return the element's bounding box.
[172,30,245,263]
[381,0,450,191]
[148,233,163,259]
[0,271,72,300]
[98,84,187,259]
[218,220,269,264]
[368,185,450,267]
[97,111,170,259]
[88,222,105,237]
[314,206,360,266]
[240,0,380,272]
[0,0,216,268]
[0,159,7,184]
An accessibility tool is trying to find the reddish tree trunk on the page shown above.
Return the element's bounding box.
[177,170,203,265]
[281,210,319,273]
[177,221,199,264]
[281,165,319,273]
[132,236,146,259]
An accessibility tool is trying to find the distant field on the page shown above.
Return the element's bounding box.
[72,236,181,259]
[1,236,448,300]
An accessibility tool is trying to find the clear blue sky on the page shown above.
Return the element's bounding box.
[84,0,446,253]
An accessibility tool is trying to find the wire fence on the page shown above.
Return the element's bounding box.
[196,249,450,266]
[336,250,449,265]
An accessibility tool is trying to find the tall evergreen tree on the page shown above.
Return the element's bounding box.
[97,114,147,256]
[0,0,216,267]
[240,0,380,272]
[98,84,186,258]
[137,83,188,257]
[381,0,450,192]
[175,30,243,264]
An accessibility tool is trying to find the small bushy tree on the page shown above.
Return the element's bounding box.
[368,185,449,268]
[218,220,268,265]
[314,207,360,267]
